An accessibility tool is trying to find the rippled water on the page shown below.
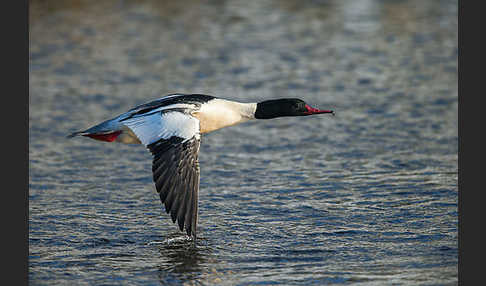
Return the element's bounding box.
[29,0,457,285]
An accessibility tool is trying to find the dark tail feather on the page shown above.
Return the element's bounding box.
[66,131,86,138]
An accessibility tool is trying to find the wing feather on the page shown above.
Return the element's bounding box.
[126,109,201,239]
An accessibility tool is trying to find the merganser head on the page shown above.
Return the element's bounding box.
[254,98,334,119]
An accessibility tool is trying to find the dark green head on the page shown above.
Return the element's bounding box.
[255,98,334,119]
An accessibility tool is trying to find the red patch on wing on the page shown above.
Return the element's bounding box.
[83,131,122,142]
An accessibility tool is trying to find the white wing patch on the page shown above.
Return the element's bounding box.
[122,111,200,146]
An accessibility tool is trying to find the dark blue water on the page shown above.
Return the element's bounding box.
[29,0,457,285]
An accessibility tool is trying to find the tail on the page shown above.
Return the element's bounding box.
[67,129,123,142]
[67,117,121,140]
[66,131,86,138]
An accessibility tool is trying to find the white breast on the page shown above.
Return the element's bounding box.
[192,99,257,134]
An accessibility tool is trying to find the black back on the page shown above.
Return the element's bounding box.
[127,94,215,117]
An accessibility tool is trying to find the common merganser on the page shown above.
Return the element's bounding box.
[68,94,334,241]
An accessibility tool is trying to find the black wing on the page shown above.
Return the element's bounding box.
[147,136,200,239]
[125,94,215,119]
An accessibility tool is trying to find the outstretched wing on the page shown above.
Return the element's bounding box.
[148,136,200,238]
[122,111,201,239]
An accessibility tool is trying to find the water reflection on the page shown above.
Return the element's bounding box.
[155,235,221,285]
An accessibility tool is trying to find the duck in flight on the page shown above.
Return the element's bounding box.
[68,94,334,241]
